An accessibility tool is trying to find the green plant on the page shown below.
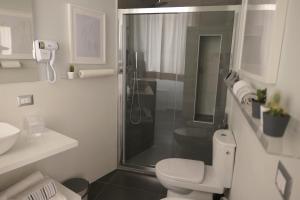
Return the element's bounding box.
[69,65,75,72]
[267,92,286,117]
[256,88,267,103]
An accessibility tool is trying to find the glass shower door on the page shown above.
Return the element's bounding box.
[119,10,235,169]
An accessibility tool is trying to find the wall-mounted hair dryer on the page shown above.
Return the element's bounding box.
[33,40,59,83]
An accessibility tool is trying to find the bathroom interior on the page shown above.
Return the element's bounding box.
[0,0,300,200]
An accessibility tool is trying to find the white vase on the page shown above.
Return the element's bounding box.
[260,105,270,127]
[67,72,75,79]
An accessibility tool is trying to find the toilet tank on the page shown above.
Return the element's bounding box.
[213,129,236,188]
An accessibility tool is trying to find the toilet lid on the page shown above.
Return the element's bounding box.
[156,158,205,184]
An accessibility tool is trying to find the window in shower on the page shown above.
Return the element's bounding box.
[119,9,235,170]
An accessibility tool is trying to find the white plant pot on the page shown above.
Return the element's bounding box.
[67,72,75,79]
[260,105,270,127]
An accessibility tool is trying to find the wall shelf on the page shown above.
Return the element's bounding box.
[0,129,78,175]
[227,85,300,159]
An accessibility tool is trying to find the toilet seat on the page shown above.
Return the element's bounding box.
[156,158,205,184]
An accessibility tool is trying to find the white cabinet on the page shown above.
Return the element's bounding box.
[238,0,289,83]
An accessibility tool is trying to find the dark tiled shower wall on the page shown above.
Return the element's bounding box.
[125,80,157,160]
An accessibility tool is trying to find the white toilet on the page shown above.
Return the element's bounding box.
[156,129,236,200]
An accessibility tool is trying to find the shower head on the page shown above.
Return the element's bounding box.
[152,0,168,7]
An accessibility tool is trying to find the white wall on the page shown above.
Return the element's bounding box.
[229,0,300,199]
[0,0,118,190]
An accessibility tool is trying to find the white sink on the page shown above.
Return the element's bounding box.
[0,123,20,155]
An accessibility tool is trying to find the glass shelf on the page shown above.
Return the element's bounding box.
[227,86,300,159]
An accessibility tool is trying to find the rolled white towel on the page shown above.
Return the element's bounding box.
[0,172,44,200]
[233,80,250,95]
[242,93,256,105]
[49,193,66,200]
[232,80,255,104]
[10,178,57,200]
[236,86,255,103]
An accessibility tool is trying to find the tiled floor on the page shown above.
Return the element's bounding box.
[89,170,167,200]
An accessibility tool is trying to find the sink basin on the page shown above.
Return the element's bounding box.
[0,123,20,155]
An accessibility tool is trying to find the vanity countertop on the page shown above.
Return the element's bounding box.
[0,129,78,175]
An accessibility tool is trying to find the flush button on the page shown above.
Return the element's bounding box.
[276,161,292,200]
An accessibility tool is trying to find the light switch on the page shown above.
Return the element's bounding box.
[17,95,34,107]
[276,161,292,200]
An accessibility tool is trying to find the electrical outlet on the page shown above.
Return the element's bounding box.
[17,95,34,107]
[276,161,292,200]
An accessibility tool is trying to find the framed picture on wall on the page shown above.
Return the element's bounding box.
[67,4,106,64]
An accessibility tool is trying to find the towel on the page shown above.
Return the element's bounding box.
[242,93,256,105]
[10,178,57,200]
[49,193,66,200]
[236,86,254,102]
[233,80,255,104]
[233,80,250,95]
[0,172,44,200]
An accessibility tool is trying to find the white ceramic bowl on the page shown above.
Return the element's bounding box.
[0,123,20,155]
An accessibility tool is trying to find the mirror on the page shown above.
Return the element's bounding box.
[239,0,288,83]
[0,0,39,84]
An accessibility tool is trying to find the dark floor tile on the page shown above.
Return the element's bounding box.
[213,193,224,200]
[160,188,167,198]
[96,184,161,200]
[109,171,164,193]
[96,170,117,183]
[89,181,106,200]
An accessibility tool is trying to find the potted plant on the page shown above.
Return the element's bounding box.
[67,64,75,79]
[252,88,267,119]
[263,92,290,137]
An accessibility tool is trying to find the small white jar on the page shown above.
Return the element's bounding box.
[67,72,75,79]
[260,105,270,126]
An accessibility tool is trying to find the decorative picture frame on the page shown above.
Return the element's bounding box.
[67,4,106,64]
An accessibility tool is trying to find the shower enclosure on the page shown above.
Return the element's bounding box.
[118,6,239,172]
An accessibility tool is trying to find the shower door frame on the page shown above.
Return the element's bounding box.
[117,5,241,174]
